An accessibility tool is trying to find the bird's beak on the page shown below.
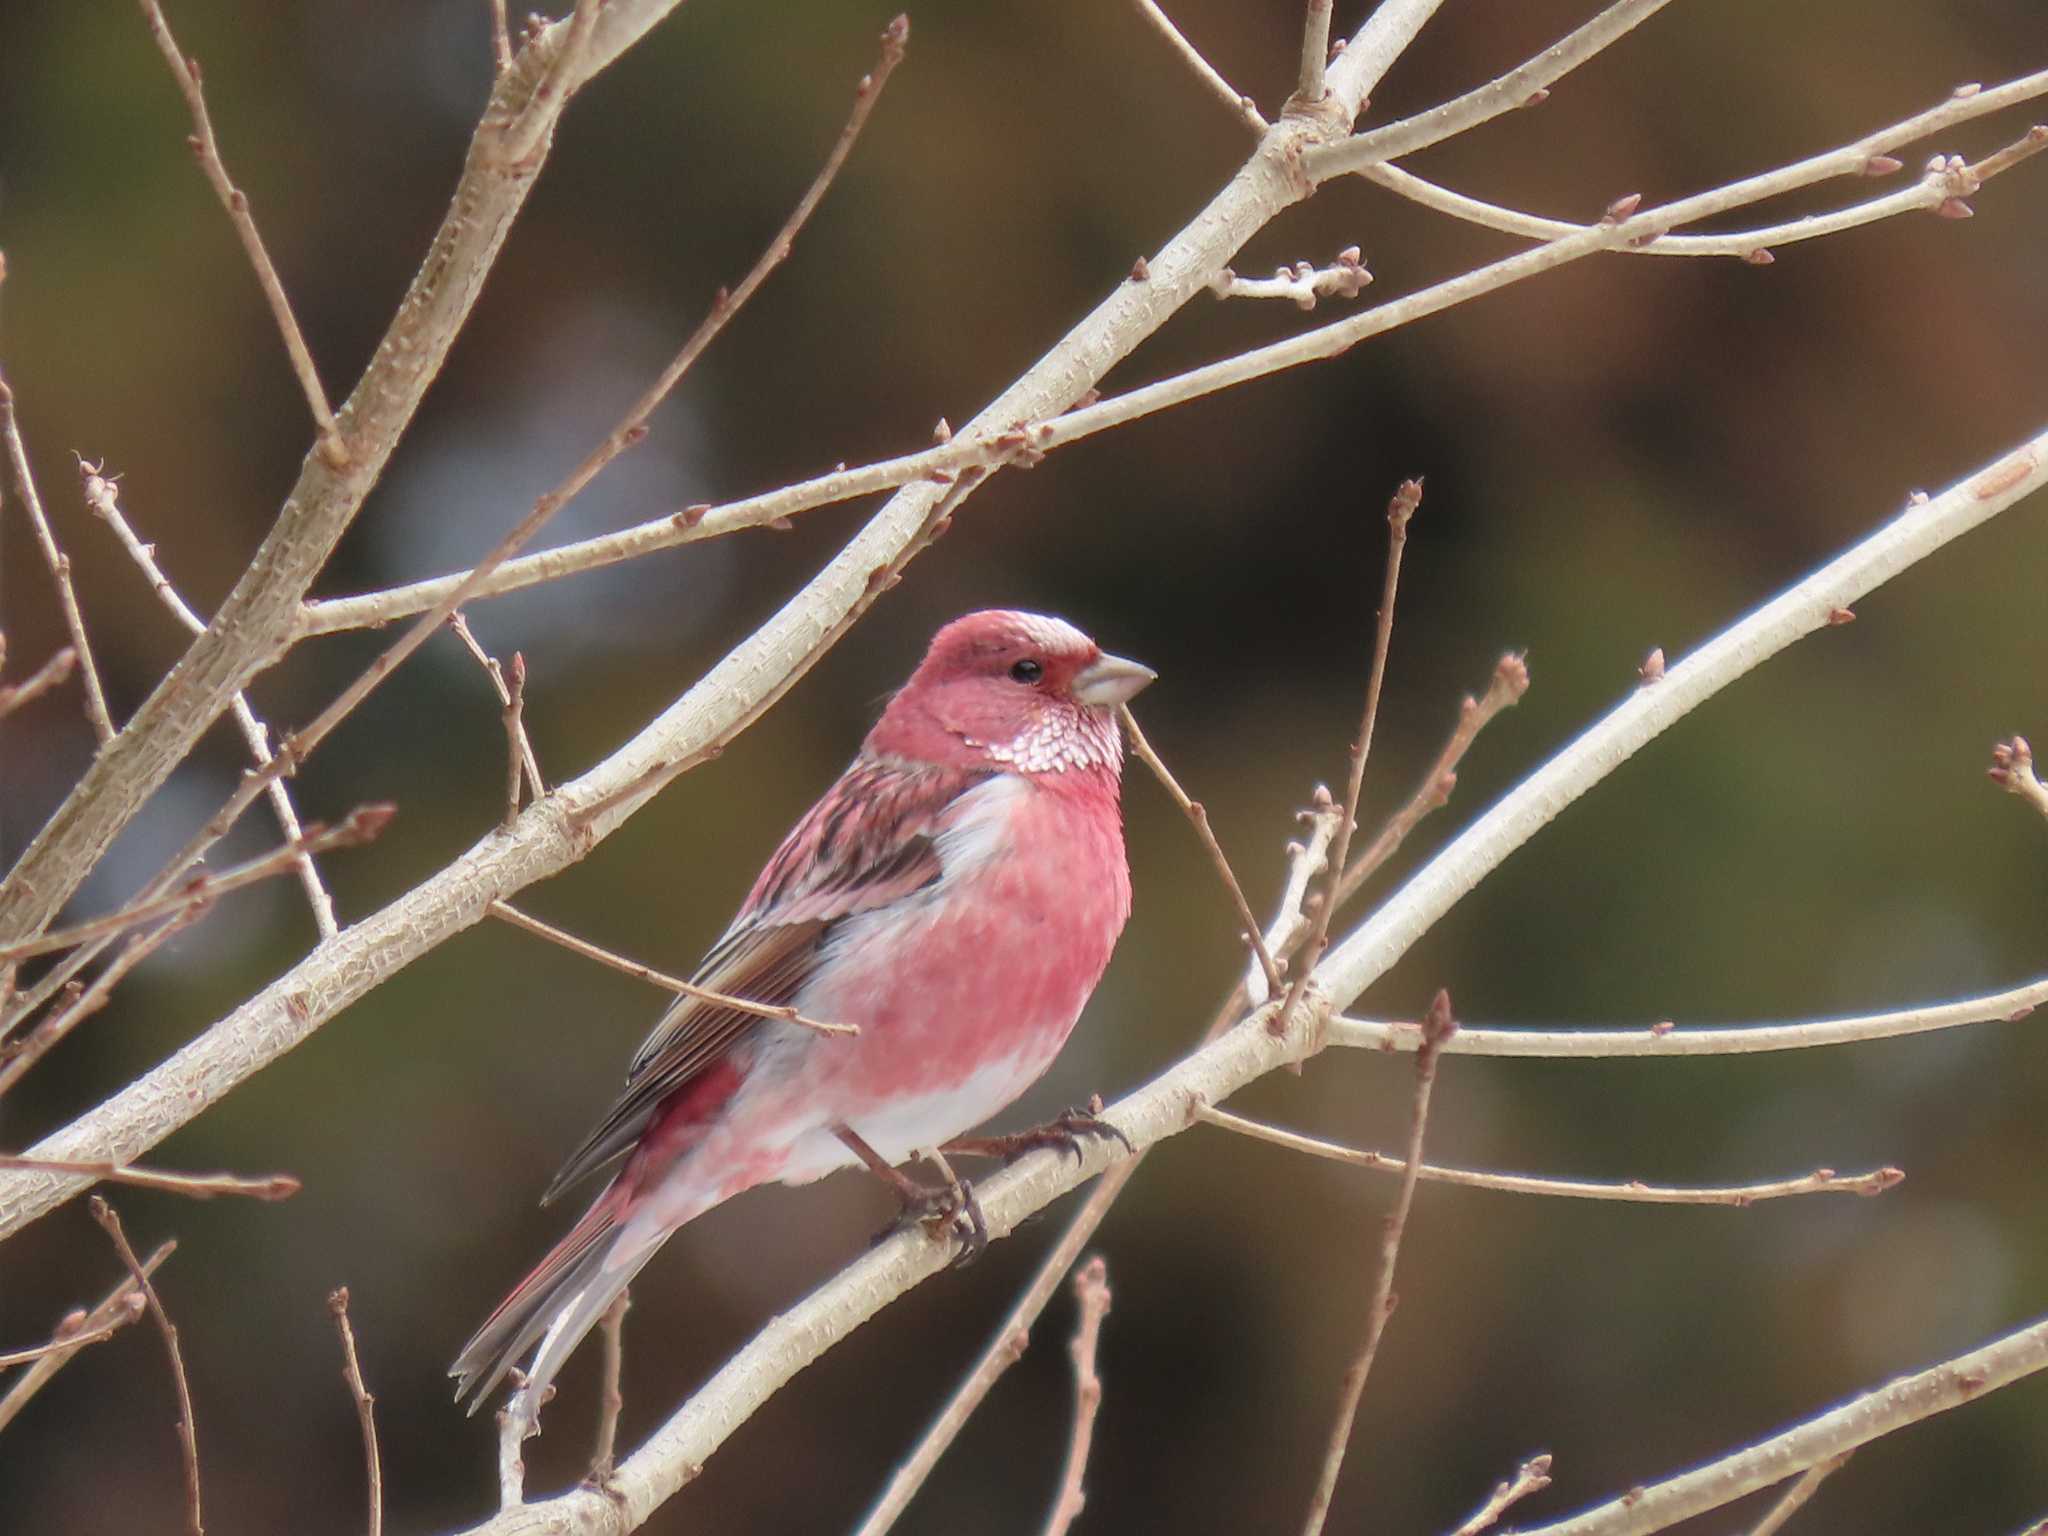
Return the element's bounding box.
[1071,652,1157,708]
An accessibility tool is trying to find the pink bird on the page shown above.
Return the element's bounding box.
[453,609,1155,1430]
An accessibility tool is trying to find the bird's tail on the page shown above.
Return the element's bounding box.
[450,1187,663,1426]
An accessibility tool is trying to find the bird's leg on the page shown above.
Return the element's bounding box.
[942,1094,1133,1166]
[837,1125,988,1264]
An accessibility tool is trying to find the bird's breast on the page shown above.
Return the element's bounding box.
[801,771,1131,1095]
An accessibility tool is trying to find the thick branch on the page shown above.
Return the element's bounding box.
[0,0,1442,1237]
[424,423,2048,1536]
[1513,1318,2048,1536]
[0,0,688,958]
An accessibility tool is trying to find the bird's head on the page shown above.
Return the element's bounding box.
[866,609,1156,776]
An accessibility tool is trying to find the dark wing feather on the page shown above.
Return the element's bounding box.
[540,756,989,1204]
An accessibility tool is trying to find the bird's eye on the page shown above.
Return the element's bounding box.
[1009,658,1044,684]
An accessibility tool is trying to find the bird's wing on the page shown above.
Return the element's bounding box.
[540,755,992,1204]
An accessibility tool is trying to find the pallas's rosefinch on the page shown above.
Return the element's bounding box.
[453,610,1154,1430]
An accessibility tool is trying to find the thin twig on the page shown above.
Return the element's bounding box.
[91,1197,201,1534]
[294,77,2048,644]
[0,913,200,1096]
[1328,972,2048,1060]
[487,901,857,1035]
[1210,248,1370,309]
[1358,132,2048,260]
[1132,0,1265,131]
[451,615,546,826]
[0,378,115,743]
[1301,989,1455,1536]
[1119,705,1281,997]
[589,1290,630,1485]
[1335,652,1528,909]
[1243,789,1344,1010]
[1280,479,1419,1038]
[1989,736,2048,822]
[0,1302,145,1367]
[1196,1105,1903,1204]
[79,458,340,938]
[1295,0,1333,107]
[0,0,696,963]
[498,1403,527,1510]
[488,0,512,73]
[0,644,78,721]
[1040,1257,1112,1536]
[1446,1453,1554,1536]
[137,0,345,464]
[0,805,394,964]
[329,1288,384,1536]
[0,1239,173,1435]
[852,792,1331,1536]
[1744,1452,1850,1536]
[155,15,910,886]
[1511,1318,2048,1536]
[1306,0,1680,180]
[0,1155,299,1202]
[183,379,2048,1536]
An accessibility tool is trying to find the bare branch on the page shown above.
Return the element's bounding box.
[1244,789,1344,1009]
[1360,127,2048,259]
[0,645,78,722]
[1307,0,1682,181]
[1040,1257,1112,1536]
[137,0,346,464]
[0,1156,298,1202]
[135,13,910,915]
[1196,1106,1902,1205]
[1446,1453,1554,1536]
[330,1288,384,1536]
[79,458,339,938]
[0,378,115,743]
[1132,0,1265,131]
[450,616,545,827]
[1989,736,2048,822]
[1329,974,2048,1060]
[489,0,512,74]
[589,1291,630,1485]
[1335,652,1528,910]
[1301,989,1453,1536]
[0,1239,172,1435]
[0,804,394,965]
[1281,479,1419,1041]
[1119,705,1281,997]
[487,901,857,1037]
[1513,1319,2048,1536]
[0,1298,145,1367]
[1295,0,1332,108]
[1210,247,1371,309]
[91,1197,200,1534]
[408,426,2048,1536]
[1744,1452,1851,1536]
[0,911,201,1097]
[0,0,692,965]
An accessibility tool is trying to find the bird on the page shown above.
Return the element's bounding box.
[452,609,1155,1434]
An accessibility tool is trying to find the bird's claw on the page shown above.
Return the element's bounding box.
[947,1096,1133,1167]
[870,1176,989,1267]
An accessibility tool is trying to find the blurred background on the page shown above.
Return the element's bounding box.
[3,1,2046,1531]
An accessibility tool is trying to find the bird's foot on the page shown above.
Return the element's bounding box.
[943,1095,1133,1167]
[870,1169,989,1267]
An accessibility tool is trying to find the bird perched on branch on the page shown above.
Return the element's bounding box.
[453,609,1155,1435]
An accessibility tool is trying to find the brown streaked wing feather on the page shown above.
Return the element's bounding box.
[539,756,989,1205]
